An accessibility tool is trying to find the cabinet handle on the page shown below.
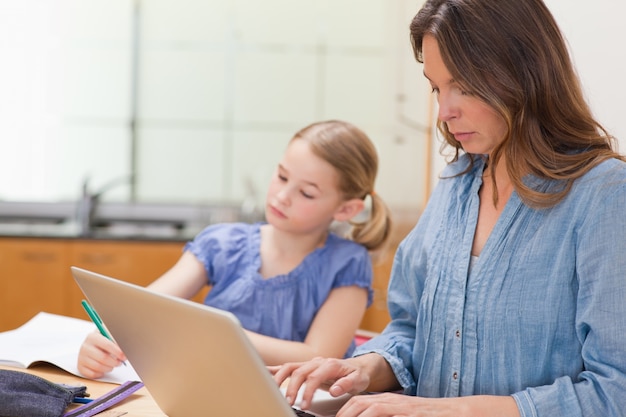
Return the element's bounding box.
[21,251,58,263]
[78,253,116,265]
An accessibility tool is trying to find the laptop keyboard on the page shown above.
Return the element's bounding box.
[292,408,317,417]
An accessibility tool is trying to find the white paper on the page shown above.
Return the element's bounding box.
[0,312,140,384]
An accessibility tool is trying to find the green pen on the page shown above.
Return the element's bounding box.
[81,299,127,366]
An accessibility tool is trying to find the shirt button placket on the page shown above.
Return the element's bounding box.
[451,328,462,389]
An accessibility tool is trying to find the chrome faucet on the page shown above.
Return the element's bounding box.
[77,176,96,237]
[76,174,134,236]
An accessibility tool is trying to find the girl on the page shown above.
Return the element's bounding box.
[77,119,392,379]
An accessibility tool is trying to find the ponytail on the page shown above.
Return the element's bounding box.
[348,193,392,253]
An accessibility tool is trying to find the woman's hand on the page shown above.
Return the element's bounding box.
[338,394,520,417]
[271,355,378,410]
[337,393,464,417]
[328,393,516,417]
[271,355,520,417]
[77,330,127,379]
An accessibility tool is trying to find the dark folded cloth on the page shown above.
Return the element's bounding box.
[0,369,87,417]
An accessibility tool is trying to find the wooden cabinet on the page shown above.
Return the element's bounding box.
[0,237,192,331]
[358,210,419,333]
[359,253,393,333]
[67,240,192,320]
[0,238,71,331]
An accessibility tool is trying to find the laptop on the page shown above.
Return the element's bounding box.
[70,266,351,417]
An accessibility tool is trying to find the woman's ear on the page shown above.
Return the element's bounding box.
[333,198,365,222]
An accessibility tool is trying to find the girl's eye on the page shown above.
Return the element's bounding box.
[278,174,287,182]
[301,191,314,199]
[430,87,439,95]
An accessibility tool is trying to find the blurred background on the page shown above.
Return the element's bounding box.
[0,0,434,210]
[0,0,623,210]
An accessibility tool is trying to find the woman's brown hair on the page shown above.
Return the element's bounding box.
[410,0,624,208]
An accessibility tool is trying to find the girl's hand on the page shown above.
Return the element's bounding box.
[77,330,127,379]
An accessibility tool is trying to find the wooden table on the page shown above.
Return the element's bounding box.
[0,363,166,416]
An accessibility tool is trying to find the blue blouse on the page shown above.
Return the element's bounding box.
[185,222,373,357]
[356,154,626,416]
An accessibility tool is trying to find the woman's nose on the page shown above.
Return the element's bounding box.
[437,93,458,122]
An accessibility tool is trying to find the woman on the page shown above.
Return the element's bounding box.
[273,1,626,416]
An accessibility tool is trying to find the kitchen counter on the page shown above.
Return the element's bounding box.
[0,200,262,242]
[0,221,198,242]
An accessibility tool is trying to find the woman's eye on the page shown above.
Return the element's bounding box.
[278,174,287,182]
[430,87,439,95]
[455,85,471,96]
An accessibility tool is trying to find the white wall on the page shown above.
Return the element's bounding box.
[0,0,432,209]
[429,0,626,191]
[545,0,626,151]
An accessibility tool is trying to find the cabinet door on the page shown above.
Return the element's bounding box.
[0,238,70,331]
[67,240,208,319]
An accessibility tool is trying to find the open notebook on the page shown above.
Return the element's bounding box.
[71,266,351,417]
[0,311,139,384]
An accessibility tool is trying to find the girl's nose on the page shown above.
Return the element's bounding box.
[275,187,291,205]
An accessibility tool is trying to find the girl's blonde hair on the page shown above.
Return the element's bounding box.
[292,120,392,252]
